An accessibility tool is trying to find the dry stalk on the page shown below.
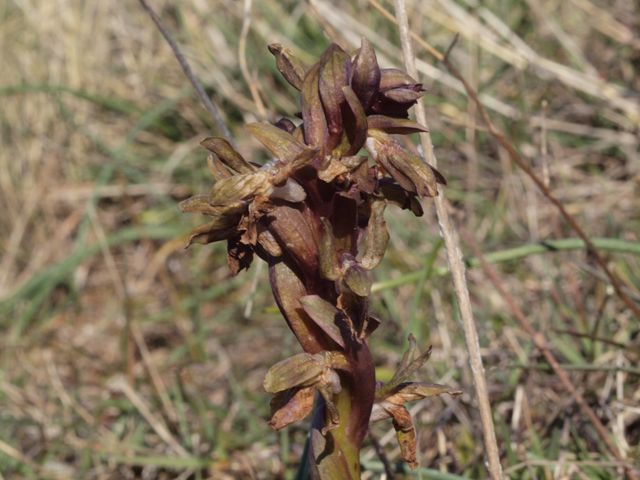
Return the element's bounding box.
[392,1,503,479]
[458,225,640,480]
[137,0,236,147]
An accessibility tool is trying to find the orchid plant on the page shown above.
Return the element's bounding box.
[180,38,461,479]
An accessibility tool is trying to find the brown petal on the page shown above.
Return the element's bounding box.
[379,68,421,91]
[209,171,273,206]
[351,37,380,111]
[319,44,352,149]
[378,182,424,216]
[268,44,306,91]
[301,63,328,151]
[256,226,282,257]
[263,352,323,393]
[361,199,389,271]
[227,236,254,276]
[200,137,256,173]
[319,217,341,281]
[390,406,418,470]
[178,193,226,216]
[366,115,428,135]
[269,259,327,354]
[275,117,297,134]
[207,154,233,180]
[342,263,372,297]
[381,88,424,103]
[366,129,439,198]
[268,386,315,430]
[385,382,463,405]
[342,86,368,157]
[183,218,238,247]
[265,206,319,276]
[245,122,307,163]
[299,295,348,349]
[318,154,349,184]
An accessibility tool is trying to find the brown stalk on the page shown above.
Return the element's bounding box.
[392,2,503,479]
[137,0,236,147]
[458,225,639,480]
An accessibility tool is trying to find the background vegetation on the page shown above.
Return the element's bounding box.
[1,0,639,478]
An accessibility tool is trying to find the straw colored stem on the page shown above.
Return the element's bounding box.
[392,1,503,479]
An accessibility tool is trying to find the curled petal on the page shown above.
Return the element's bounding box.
[378,182,424,216]
[268,44,306,91]
[268,386,315,430]
[200,137,256,173]
[365,129,439,197]
[391,406,418,469]
[318,154,349,184]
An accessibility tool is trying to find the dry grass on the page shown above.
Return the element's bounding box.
[1,0,639,479]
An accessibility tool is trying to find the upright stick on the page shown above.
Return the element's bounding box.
[392,2,503,478]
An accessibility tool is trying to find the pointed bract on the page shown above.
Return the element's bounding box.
[351,37,380,112]
[268,44,306,91]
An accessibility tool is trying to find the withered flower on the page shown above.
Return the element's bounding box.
[180,38,459,479]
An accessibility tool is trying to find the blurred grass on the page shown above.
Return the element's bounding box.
[1,0,639,479]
